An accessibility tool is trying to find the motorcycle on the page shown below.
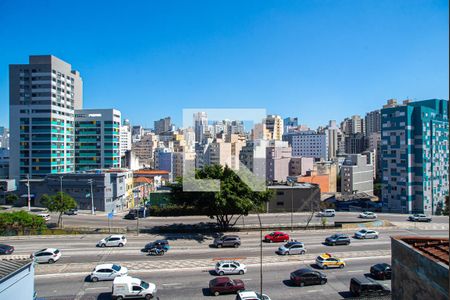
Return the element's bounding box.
[148,247,165,256]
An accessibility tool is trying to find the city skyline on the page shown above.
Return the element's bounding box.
[0,0,448,128]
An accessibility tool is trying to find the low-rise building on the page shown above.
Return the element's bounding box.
[0,179,16,205]
[391,236,449,300]
[267,183,320,213]
[289,157,313,176]
[0,259,35,299]
[16,171,128,212]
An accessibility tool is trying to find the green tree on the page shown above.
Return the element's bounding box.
[0,211,46,235]
[443,195,449,216]
[171,165,273,229]
[41,192,77,228]
[5,193,19,205]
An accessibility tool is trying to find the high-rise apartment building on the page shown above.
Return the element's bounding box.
[9,55,83,179]
[0,127,9,149]
[120,119,132,157]
[341,115,365,135]
[264,115,284,140]
[365,110,381,136]
[194,112,208,143]
[266,140,291,182]
[154,117,172,135]
[74,109,121,170]
[381,99,449,214]
[344,133,366,154]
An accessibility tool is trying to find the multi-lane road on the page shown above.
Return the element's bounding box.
[2,225,447,300]
[38,210,450,230]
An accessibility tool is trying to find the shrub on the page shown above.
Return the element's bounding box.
[0,211,46,235]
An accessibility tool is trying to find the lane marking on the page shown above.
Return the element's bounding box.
[347,270,364,273]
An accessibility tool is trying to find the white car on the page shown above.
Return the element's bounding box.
[236,290,271,300]
[354,229,379,239]
[97,235,127,247]
[90,264,128,282]
[112,276,156,300]
[37,213,51,221]
[215,260,247,276]
[317,209,335,217]
[276,241,306,255]
[359,211,377,219]
[31,248,61,264]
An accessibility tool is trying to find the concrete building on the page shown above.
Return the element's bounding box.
[0,127,9,149]
[239,140,267,179]
[9,55,83,180]
[120,120,132,157]
[132,132,158,168]
[286,130,329,160]
[365,109,381,136]
[0,179,16,204]
[0,259,35,299]
[154,117,171,135]
[344,132,366,154]
[267,183,320,213]
[75,109,121,170]
[15,171,127,212]
[173,151,195,179]
[264,115,284,140]
[341,115,365,135]
[131,125,144,142]
[0,149,9,179]
[266,141,291,183]
[154,148,174,181]
[325,120,342,160]
[289,157,314,176]
[283,117,298,133]
[341,154,374,195]
[381,99,449,214]
[194,112,208,143]
[391,236,448,300]
[297,160,338,193]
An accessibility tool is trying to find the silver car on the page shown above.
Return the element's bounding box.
[276,241,306,255]
[97,235,127,247]
[90,264,128,282]
[354,229,379,239]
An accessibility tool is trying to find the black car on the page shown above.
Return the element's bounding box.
[123,211,137,220]
[350,277,391,297]
[325,234,351,246]
[0,244,14,255]
[370,263,392,280]
[290,268,327,287]
[143,240,170,252]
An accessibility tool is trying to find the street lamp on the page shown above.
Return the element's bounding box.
[87,179,95,215]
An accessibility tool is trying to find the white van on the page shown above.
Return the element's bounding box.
[112,276,157,300]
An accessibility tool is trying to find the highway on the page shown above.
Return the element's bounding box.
[1,226,446,299]
[39,210,450,230]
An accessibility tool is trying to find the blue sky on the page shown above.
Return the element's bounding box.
[0,0,448,129]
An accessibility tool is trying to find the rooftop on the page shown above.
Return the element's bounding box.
[0,258,33,282]
[134,177,153,184]
[134,170,170,175]
[268,182,318,189]
[394,236,449,266]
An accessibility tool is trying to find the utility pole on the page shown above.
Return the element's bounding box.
[26,174,31,211]
[88,179,95,215]
[59,176,63,198]
[256,212,263,297]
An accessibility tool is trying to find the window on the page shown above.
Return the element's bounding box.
[132,286,142,291]
[276,201,284,206]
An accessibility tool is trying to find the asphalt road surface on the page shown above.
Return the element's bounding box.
[1,227,446,300]
[37,211,450,230]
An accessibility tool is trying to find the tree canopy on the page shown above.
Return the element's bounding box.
[0,211,46,235]
[170,165,272,229]
[40,192,77,228]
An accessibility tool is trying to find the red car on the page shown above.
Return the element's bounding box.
[264,231,290,243]
[209,277,245,296]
